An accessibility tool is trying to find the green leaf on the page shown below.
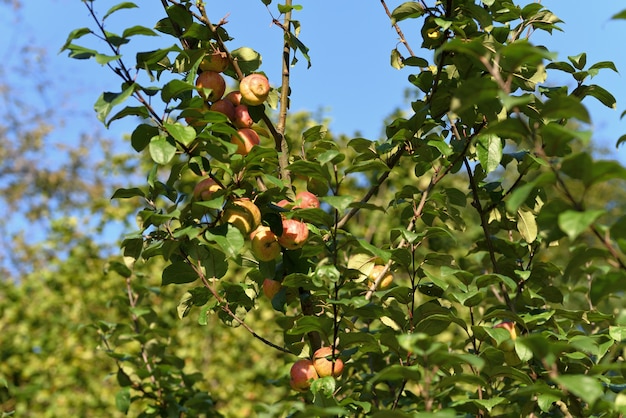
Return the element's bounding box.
[204,224,244,259]
[609,326,626,341]
[202,249,228,279]
[122,25,158,38]
[572,84,616,109]
[149,135,177,165]
[107,106,150,127]
[554,375,603,405]
[94,83,136,123]
[111,187,145,199]
[517,209,537,243]
[161,79,195,102]
[390,2,425,25]
[230,47,262,75]
[541,96,590,123]
[476,134,502,173]
[131,124,159,152]
[568,53,587,70]
[115,387,131,413]
[558,209,605,241]
[59,27,92,53]
[390,48,403,70]
[612,9,626,19]
[322,195,354,214]
[103,2,138,20]
[164,122,196,146]
[162,261,198,285]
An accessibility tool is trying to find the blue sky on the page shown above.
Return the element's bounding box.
[3,1,626,158]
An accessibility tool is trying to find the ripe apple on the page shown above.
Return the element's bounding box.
[210,99,236,121]
[262,278,282,299]
[199,50,229,73]
[294,191,320,209]
[278,219,309,250]
[195,71,226,102]
[312,347,344,378]
[368,265,394,289]
[224,90,242,106]
[231,128,260,156]
[250,226,282,262]
[239,73,270,106]
[289,359,318,392]
[233,104,254,129]
[193,178,221,201]
[222,198,261,235]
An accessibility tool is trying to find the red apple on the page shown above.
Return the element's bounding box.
[250,226,282,262]
[313,347,344,378]
[367,265,394,289]
[239,74,270,106]
[195,71,226,102]
[210,99,236,121]
[231,128,260,156]
[294,191,320,209]
[233,104,254,129]
[224,90,242,106]
[262,278,282,299]
[289,359,318,392]
[193,178,221,201]
[199,50,229,73]
[278,219,309,250]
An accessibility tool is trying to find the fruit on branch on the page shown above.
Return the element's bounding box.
[224,90,242,106]
[196,71,226,102]
[312,347,344,378]
[222,198,261,235]
[233,104,254,129]
[278,219,309,250]
[250,226,281,262]
[294,191,320,209]
[239,73,270,106]
[494,321,517,352]
[193,177,222,201]
[262,278,282,299]
[368,265,394,289]
[289,359,318,392]
[199,50,229,73]
[231,128,260,156]
[210,99,236,121]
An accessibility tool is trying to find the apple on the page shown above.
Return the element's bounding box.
[231,128,260,156]
[233,104,254,129]
[224,90,242,107]
[196,71,226,102]
[494,321,517,352]
[368,265,394,289]
[210,99,236,121]
[289,359,318,392]
[250,226,282,262]
[239,73,270,106]
[312,347,344,378]
[294,191,320,209]
[222,198,261,235]
[262,278,282,299]
[199,50,229,73]
[278,219,309,250]
[193,178,221,201]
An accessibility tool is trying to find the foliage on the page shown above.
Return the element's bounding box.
[6,0,626,417]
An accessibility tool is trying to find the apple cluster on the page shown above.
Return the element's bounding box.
[289,347,344,392]
[193,181,318,265]
[191,45,271,156]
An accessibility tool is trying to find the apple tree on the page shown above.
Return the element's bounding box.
[63,0,626,416]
